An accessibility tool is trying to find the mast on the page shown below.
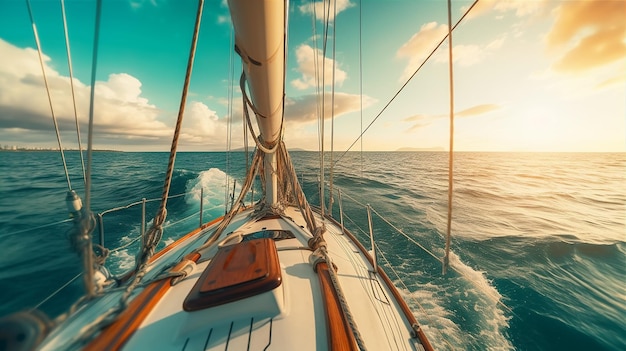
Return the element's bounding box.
[228,0,286,207]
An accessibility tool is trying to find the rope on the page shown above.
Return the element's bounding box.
[67,4,208,343]
[359,0,363,177]
[137,0,204,270]
[26,0,72,191]
[328,0,338,215]
[320,246,368,350]
[333,0,480,168]
[60,0,87,186]
[3,218,72,237]
[318,0,335,219]
[85,0,102,211]
[368,206,442,264]
[443,0,455,275]
[225,25,235,214]
[31,272,83,311]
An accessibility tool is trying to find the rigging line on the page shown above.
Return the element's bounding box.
[333,0,479,168]
[359,0,363,177]
[443,0,454,275]
[85,0,103,211]
[240,73,279,154]
[26,0,72,191]
[319,0,333,218]
[310,0,324,214]
[310,0,321,155]
[329,0,337,214]
[60,0,86,186]
[226,26,234,214]
[31,272,83,311]
[374,244,455,351]
[138,0,205,270]
[368,206,442,264]
[243,70,250,184]
[4,218,72,237]
[153,0,204,220]
[336,185,442,263]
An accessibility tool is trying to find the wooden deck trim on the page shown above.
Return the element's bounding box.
[323,212,435,351]
[150,215,224,262]
[87,253,200,350]
[315,262,359,351]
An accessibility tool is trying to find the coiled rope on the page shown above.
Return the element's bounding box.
[239,72,282,154]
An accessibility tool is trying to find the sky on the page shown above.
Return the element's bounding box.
[0,0,624,152]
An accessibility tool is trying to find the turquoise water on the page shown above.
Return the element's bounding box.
[0,151,624,350]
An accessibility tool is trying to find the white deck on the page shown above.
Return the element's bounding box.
[39,206,426,350]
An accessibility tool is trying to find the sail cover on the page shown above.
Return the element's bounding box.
[228,0,285,146]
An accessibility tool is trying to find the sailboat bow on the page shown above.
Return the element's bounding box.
[0,1,437,350]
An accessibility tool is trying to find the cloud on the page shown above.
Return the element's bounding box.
[595,74,626,90]
[299,0,354,21]
[397,23,506,80]
[396,22,449,81]
[402,114,430,123]
[291,44,347,90]
[284,92,375,125]
[403,104,501,131]
[465,0,548,20]
[403,114,432,132]
[437,44,488,67]
[546,1,626,73]
[0,38,176,147]
[180,101,229,147]
[457,104,500,117]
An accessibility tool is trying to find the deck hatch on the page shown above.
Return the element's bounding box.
[243,229,295,242]
[183,238,281,311]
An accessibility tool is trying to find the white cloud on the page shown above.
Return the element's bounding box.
[284,92,375,125]
[0,38,174,147]
[291,44,347,90]
[181,101,226,144]
[396,22,448,81]
[465,0,548,20]
[397,23,508,80]
[299,0,354,21]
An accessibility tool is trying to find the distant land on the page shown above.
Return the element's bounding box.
[0,146,121,152]
[396,147,445,152]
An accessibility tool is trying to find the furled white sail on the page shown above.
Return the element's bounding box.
[228,0,285,146]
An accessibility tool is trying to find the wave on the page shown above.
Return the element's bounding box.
[397,250,513,351]
[184,168,235,214]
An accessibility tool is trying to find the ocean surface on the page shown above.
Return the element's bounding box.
[0,151,624,350]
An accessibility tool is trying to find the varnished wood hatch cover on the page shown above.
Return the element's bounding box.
[183,238,282,311]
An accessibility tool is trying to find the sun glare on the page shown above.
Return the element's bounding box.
[508,106,562,151]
